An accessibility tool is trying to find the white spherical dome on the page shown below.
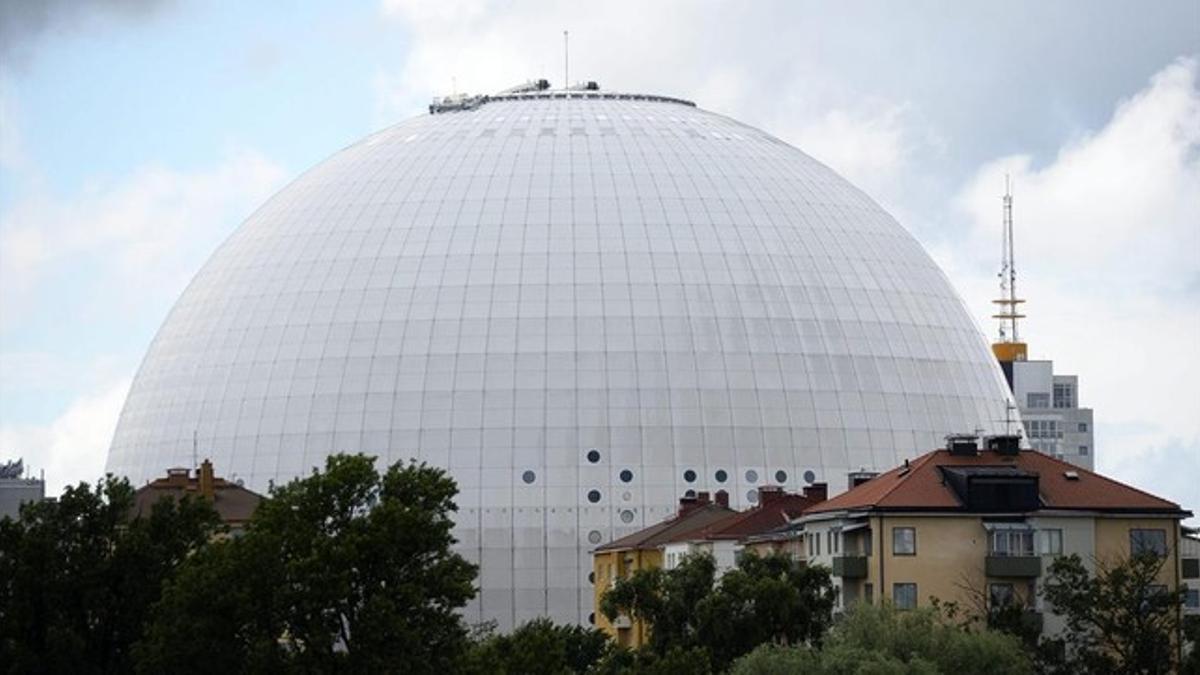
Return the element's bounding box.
[107,91,1012,628]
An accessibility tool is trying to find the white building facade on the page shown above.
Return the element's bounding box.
[106,89,1016,629]
[1006,360,1094,469]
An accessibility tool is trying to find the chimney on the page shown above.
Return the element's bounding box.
[986,434,1021,456]
[677,494,700,517]
[802,482,828,503]
[199,459,215,500]
[946,433,979,456]
[715,490,729,508]
[166,467,190,487]
[758,485,785,505]
[696,491,711,506]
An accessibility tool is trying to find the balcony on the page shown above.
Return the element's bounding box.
[832,555,868,579]
[986,555,1042,578]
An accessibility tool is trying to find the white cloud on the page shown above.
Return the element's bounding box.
[0,149,287,325]
[938,57,1200,508]
[373,0,926,188]
[0,378,130,495]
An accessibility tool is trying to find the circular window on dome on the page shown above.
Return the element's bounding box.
[588,613,596,625]
[588,572,595,584]
[715,469,728,483]
[587,489,602,503]
[619,469,633,483]
[522,470,536,484]
[775,470,787,484]
[587,449,601,464]
[683,469,697,483]
[747,490,759,504]
[804,470,816,484]
[745,469,759,484]
[684,489,696,498]
[587,530,603,545]
[620,509,635,524]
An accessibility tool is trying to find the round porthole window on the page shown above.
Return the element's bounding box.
[620,509,635,524]
[619,469,633,483]
[522,470,536,484]
[588,572,595,584]
[587,489,602,503]
[587,530,603,544]
[745,469,759,483]
[587,449,601,463]
[684,489,696,498]
[747,490,759,503]
[588,612,596,625]
[804,470,816,484]
[775,470,787,483]
[715,469,728,483]
[683,469,697,483]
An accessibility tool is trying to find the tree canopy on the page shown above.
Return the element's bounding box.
[600,551,836,671]
[137,454,478,674]
[0,476,218,674]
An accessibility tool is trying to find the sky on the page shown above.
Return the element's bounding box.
[0,0,1197,518]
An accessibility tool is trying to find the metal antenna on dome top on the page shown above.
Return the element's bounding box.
[192,429,198,471]
[563,30,569,96]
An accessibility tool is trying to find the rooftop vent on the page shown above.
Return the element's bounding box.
[848,470,878,488]
[1064,471,1080,481]
[566,81,600,91]
[946,433,980,456]
[498,79,551,95]
[985,434,1022,456]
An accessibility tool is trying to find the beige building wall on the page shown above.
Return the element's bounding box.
[1094,516,1181,587]
[592,547,662,647]
[862,515,989,611]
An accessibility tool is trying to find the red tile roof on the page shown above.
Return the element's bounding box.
[702,492,820,540]
[806,448,1188,515]
[594,503,737,552]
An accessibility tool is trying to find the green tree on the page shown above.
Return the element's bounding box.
[1042,552,1185,674]
[730,603,1031,675]
[0,476,219,674]
[460,617,611,674]
[697,552,837,667]
[600,551,836,670]
[137,455,478,674]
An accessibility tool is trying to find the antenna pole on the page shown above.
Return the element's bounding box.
[192,429,198,470]
[563,30,569,94]
[1005,176,1018,342]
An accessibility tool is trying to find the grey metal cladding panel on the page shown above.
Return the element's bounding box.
[107,96,1014,629]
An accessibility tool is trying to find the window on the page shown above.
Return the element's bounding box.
[1027,419,1062,439]
[1078,445,1089,456]
[1027,392,1050,409]
[1183,558,1199,579]
[1077,422,1088,433]
[1038,529,1063,556]
[815,532,821,556]
[989,529,1034,557]
[893,527,916,556]
[864,582,874,605]
[1186,589,1200,609]
[1053,383,1075,408]
[1130,529,1167,557]
[893,583,917,609]
[989,583,1015,609]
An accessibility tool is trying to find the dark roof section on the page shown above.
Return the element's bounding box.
[595,502,736,552]
[700,485,827,541]
[132,461,263,526]
[806,448,1190,516]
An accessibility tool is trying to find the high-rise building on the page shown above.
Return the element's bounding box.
[989,184,1094,469]
[1002,361,1094,469]
[106,86,1016,629]
[0,459,45,520]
